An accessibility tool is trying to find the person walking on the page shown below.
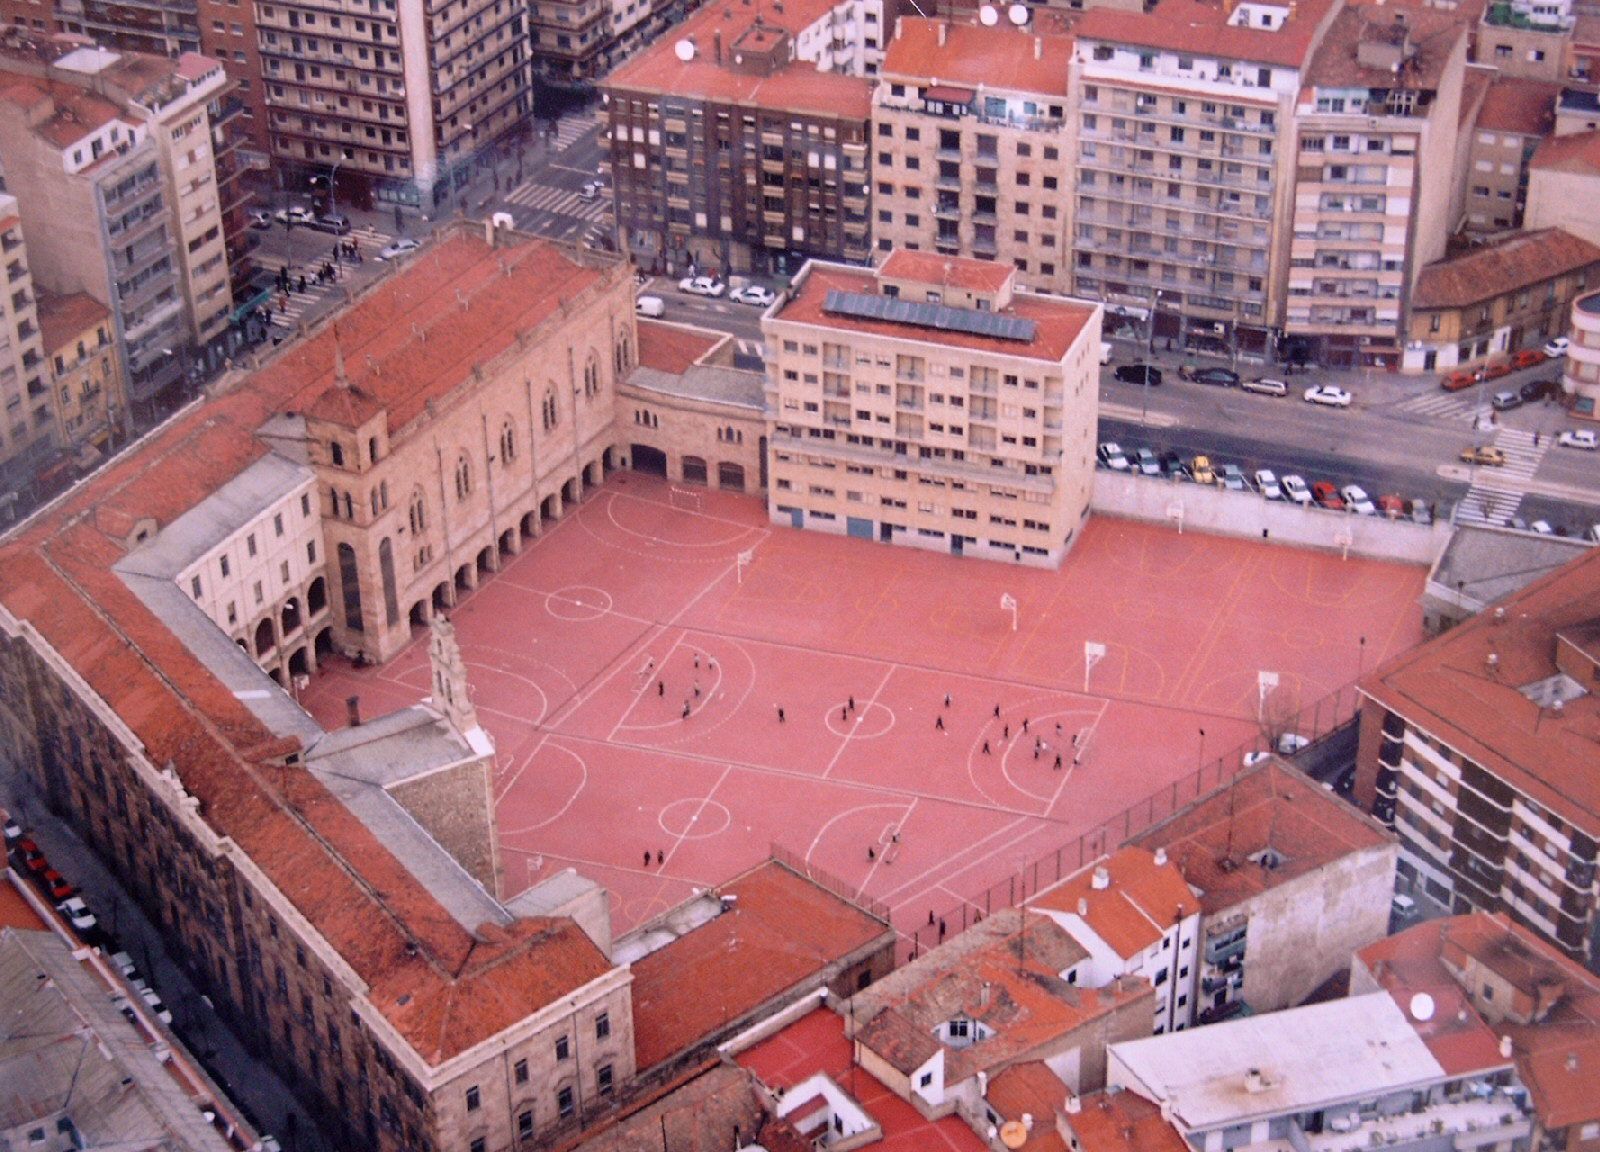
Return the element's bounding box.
[777,705,786,722]
[935,714,945,731]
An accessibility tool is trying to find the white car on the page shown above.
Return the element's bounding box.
[109,950,138,979]
[139,987,173,1025]
[1556,429,1597,450]
[1281,474,1312,505]
[56,896,97,934]
[677,276,726,297]
[1543,337,1570,358]
[1254,469,1283,500]
[1340,484,1377,515]
[1133,447,1161,476]
[377,238,420,261]
[1304,384,1353,408]
[248,209,274,230]
[273,206,317,226]
[1096,441,1129,471]
[1530,519,1555,535]
[730,284,776,307]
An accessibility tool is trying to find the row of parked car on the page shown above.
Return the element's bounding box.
[1438,339,1568,391]
[4,815,173,1025]
[1110,363,1355,407]
[1096,440,1435,522]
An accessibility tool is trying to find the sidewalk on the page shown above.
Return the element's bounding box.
[0,768,332,1152]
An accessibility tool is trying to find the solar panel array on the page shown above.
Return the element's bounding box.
[821,290,1037,343]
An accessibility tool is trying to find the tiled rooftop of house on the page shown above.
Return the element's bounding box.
[1075,0,1337,68]
[1531,127,1600,174]
[985,1062,1070,1152]
[1412,229,1600,311]
[1358,545,1600,834]
[1476,77,1559,135]
[881,18,1074,97]
[1358,914,1600,1129]
[879,249,1016,296]
[1066,1088,1188,1152]
[1030,847,1198,957]
[0,227,628,1068]
[1127,760,1392,914]
[629,859,892,1072]
[36,291,109,353]
[635,319,724,375]
[775,260,1095,362]
[735,1007,989,1152]
[566,1062,809,1152]
[1304,7,1464,92]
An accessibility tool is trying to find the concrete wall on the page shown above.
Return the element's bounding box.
[386,754,499,894]
[1090,472,1451,564]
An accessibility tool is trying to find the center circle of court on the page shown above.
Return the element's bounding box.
[546,585,613,622]
[1282,624,1324,650]
[825,701,895,738]
[658,797,732,840]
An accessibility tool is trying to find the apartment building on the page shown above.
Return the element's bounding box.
[601,0,879,277]
[529,0,611,85]
[54,0,197,56]
[38,290,126,466]
[257,0,531,207]
[198,0,268,153]
[1560,286,1600,416]
[1403,227,1600,372]
[1355,544,1600,974]
[1524,128,1600,246]
[871,18,1076,296]
[762,250,1101,566]
[1461,77,1557,239]
[1287,8,1470,369]
[1068,1,1341,363]
[1478,0,1574,83]
[0,192,47,496]
[0,39,234,413]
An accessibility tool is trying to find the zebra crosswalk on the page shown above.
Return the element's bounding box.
[1396,388,1486,423]
[1454,428,1548,526]
[502,182,610,223]
[551,111,599,151]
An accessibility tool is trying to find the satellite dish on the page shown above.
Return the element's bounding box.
[979,3,999,23]
[999,1122,1029,1150]
[673,38,695,61]
[1410,992,1435,1022]
[1007,3,1029,24]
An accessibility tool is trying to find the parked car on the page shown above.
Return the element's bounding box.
[273,206,317,226]
[2,818,21,845]
[1214,463,1246,490]
[1482,361,1513,381]
[1460,445,1506,466]
[1376,493,1406,519]
[1113,363,1163,386]
[1340,484,1377,515]
[1520,377,1560,403]
[376,238,420,261]
[1406,498,1434,526]
[1543,336,1570,358]
[56,896,98,935]
[1303,384,1353,408]
[109,951,138,979]
[1511,348,1547,369]
[1254,469,1283,500]
[1159,450,1186,480]
[1439,370,1476,392]
[40,868,73,902]
[1392,893,1418,921]
[139,987,173,1025]
[1242,376,1287,397]
[1242,750,1274,768]
[308,213,351,235]
[1191,366,1241,387]
[635,295,665,318]
[1189,455,1216,485]
[1556,429,1598,450]
[730,284,776,307]
[1311,481,1345,510]
[1133,447,1161,476]
[677,275,726,297]
[1097,442,1130,471]
[1281,474,1312,505]
[1490,390,1522,411]
[1099,342,1113,365]
[1530,519,1556,535]
[247,209,274,230]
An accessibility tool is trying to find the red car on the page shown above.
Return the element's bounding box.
[1312,481,1346,511]
[1512,348,1547,369]
[1439,370,1475,392]
[1482,361,1513,380]
[1376,494,1406,519]
[40,869,73,901]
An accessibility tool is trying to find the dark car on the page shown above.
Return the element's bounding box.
[1114,364,1163,386]
[1158,450,1186,479]
[1520,376,1560,403]
[1192,367,1241,387]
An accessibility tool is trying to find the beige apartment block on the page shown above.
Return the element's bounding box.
[1524,129,1600,246]
[763,249,1100,568]
[1287,8,1469,369]
[1068,0,1331,362]
[1562,287,1600,417]
[37,291,126,464]
[871,18,1076,296]
[0,193,48,493]
[258,0,530,206]
[1461,76,1557,239]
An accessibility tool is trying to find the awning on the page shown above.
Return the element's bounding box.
[923,85,974,106]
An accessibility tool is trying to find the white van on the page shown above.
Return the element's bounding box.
[1242,376,1288,397]
[635,295,665,318]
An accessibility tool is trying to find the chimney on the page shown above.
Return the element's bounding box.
[1034,36,1042,60]
[346,695,362,727]
[1065,1095,1081,1115]
[1566,1052,1579,1073]
[1022,1114,1034,1132]
[895,15,902,40]
[938,21,947,46]
[1092,865,1111,890]
[1244,1068,1267,1094]
[1154,846,1169,867]
[1499,1035,1513,1059]
[1077,896,1089,916]
[714,28,723,62]
[980,981,991,1009]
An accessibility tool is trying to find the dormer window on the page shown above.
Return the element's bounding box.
[330,441,345,467]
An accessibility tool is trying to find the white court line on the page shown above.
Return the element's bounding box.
[820,665,897,780]
[852,798,918,894]
[875,813,1036,908]
[661,765,733,867]
[496,739,588,827]
[1045,697,1111,813]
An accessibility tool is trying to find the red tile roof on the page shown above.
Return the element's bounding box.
[1358,546,1600,838]
[882,18,1074,97]
[986,1062,1070,1152]
[36,291,109,355]
[0,227,624,1067]
[1358,914,1600,1127]
[0,876,49,931]
[776,261,1094,363]
[629,859,892,1072]
[1531,128,1600,175]
[1030,847,1197,958]
[1074,0,1337,69]
[1476,78,1559,136]
[879,248,1015,295]
[1066,1089,1189,1152]
[1128,760,1393,914]
[636,320,723,375]
[1305,7,1465,90]
[1412,229,1600,311]
[567,1063,810,1152]
[736,1008,989,1152]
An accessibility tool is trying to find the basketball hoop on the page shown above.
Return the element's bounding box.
[736,547,755,584]
[1083,641,1106,693]
[1000,592,1018,632]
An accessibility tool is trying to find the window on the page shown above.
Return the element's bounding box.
[466,1086,481,1112]
[597,1063,614,1097]
[500,422,516,462]
[470,1140,486,1152]
[454,454,471,501]
[514,1058,529,1085]
[557,1086,575,1119]
[595,1011,610,1040]
[330,441,344,466]
[518,1111,533,1140]
[219,555,231,578]
[556,1034,570,1060]
[191,575,203,598]
[542,387,558,430]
